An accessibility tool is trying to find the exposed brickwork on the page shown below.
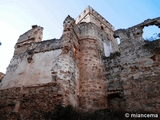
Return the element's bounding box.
[104,17,160,113]
[76,6,119,52]
[14,39,61,57]
[29,39,61,53]
[14,44,31,55]
[14,25,43,55]
[104,41,160,112]
[0,6,160,119]
[51,15,79,108]
[78,39,106,109]
[0,82,65,119]
[78,22,107,111]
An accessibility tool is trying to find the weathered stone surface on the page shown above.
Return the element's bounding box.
[51,15,79,108]
[14,25,44,55]
[0,6,160,119]
[105,17,160,113]
[78,22,107,111]
[0,82,65,120]
[1,49,61,89]
[76,6,119,53]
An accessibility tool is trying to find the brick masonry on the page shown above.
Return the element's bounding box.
[0,6,160,119]
[0,82,64,119]
[105,17,160,113]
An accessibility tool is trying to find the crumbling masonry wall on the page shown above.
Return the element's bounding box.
[1,38,62,89]
[0,82,65,120]
[0,8,160,119]
[75,6,119,53]
[104,17,160,113]
[78,22,108,111]
[51,16,79,107]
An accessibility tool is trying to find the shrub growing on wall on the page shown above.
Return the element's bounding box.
[145,33,160,41]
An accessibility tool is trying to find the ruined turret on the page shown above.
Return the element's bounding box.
[14,25,43,55]
[76,5,119,54]
[0,6,160,120]
[50,15,79,107]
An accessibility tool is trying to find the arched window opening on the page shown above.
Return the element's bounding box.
[143,25,160,41]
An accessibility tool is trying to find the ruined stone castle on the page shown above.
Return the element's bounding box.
[0,6,160,119]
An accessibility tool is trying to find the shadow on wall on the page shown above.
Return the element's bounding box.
[44,105,126,120]
[44,105,158,120]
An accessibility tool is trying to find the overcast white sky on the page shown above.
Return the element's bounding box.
[0,0,160,73]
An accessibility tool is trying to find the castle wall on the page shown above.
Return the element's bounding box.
[0,16,80,119]
[103,53,123,110]
[0,9,160,119]
[76,6,119,54]
[119,39,160,113]
[1,49,61,89]
[78,22,107,111]
[51,54,79,107]
[104,42,160,112]
[104,17,160,113]
[14,25,43,55]
[51,16,80,108]
[0,82,65,119]
[1,34,62,89]
[78,39,107,111]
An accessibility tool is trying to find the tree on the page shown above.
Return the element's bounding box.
[146,33,160,41]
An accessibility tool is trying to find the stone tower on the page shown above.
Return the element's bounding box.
[14,25,43,55]
[76,6,118,111]
[0,6,122,119]
[0,6,160,119]
[51,15,79,107]
[76,6,119,55]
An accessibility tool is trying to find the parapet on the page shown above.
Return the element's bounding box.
[75,6,119,53]
[114,17,160,41]
[129,17,160,29]
[76,6,114,30]
[76,6,115,40]
[17,25,43,44]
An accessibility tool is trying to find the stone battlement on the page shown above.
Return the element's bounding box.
[75,6,119,53]
[76,6,114,31]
